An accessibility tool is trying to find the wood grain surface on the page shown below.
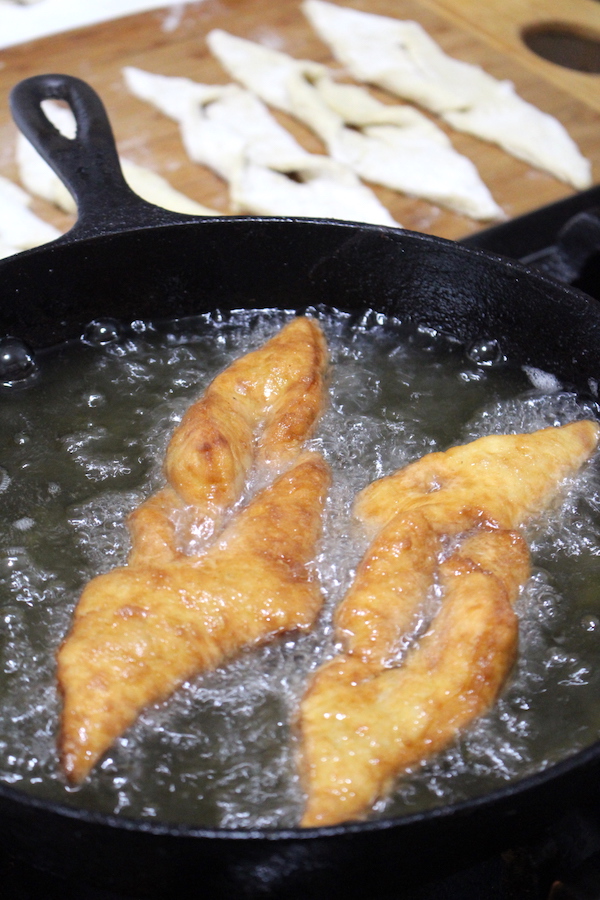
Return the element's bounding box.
[431,0,600,111]
[0,0,598,243]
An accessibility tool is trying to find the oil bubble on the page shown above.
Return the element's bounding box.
[466,339,503,367]
[13,517,35,532]
[0,337,37,386]
[523,366,561,393]
[86,393,106,408]
[581,615,600,633]
[414,325,440,352]
[83,319,122,346]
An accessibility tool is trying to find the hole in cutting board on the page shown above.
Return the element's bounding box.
[522,22,600,72]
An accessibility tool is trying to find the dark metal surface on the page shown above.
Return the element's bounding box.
[3,73,600,899]
[9,74,193,241]
[462,186,600,263]
[463,196,600,305]
[0,842,552,900]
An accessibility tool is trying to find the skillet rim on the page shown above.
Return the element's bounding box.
[2,216,600,839]
[2,213,600,341]
[0,723,599,840]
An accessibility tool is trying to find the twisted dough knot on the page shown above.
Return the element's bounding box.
[299,420,600,827]
[57,318,331,784]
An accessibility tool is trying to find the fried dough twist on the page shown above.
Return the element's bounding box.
[128,315,328,562]
[57,317,330,783]
[299,420,600,827]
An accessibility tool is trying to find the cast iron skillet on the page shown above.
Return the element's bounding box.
[2,73,600,900]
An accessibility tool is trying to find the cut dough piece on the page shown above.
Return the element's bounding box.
[123,66,399,226]
[207,29,502,220]
[230,157,392,220]
[0,174,61,257]
[302,0,591,190]
[207,27,328,115]
[16,100,218,217]
[291,69,502,221]
[0,238,18,260]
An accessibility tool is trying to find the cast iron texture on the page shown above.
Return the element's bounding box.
[2,74,600,899]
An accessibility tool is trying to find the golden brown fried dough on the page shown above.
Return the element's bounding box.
[165,316,328,522]
[59,452,330,784]
[301,529,527,827]
[126,486,185,567]
[334,510,438,666]
[58,317,330,783]
[121,316,328,569]
[298,421,600,827]
[355,420,600,534]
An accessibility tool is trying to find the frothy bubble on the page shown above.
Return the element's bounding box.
[0,307,599,829]
[83,319,123,346]
[523,365,562,392]
[466,338,503,367]
[581,615,600,633]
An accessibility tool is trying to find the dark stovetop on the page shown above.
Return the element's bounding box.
[0,841,553,900]
[5,807,600,900]
[0,846,591,900]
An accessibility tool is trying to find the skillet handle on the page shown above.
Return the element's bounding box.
[512,206,600,292]
[10,73,195,241]
[537,208,600,285]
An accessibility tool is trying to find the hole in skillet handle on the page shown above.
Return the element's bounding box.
[9,73,196,242]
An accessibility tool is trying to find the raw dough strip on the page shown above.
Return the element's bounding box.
[207,29,502,221]
[0,173,60,258]
[302,0,591,190]
[298,420,600,826]
[123,66,399,226]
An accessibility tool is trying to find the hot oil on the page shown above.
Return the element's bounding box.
[1,307,599,827]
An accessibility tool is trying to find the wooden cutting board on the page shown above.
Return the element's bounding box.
[0,0,598,243]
